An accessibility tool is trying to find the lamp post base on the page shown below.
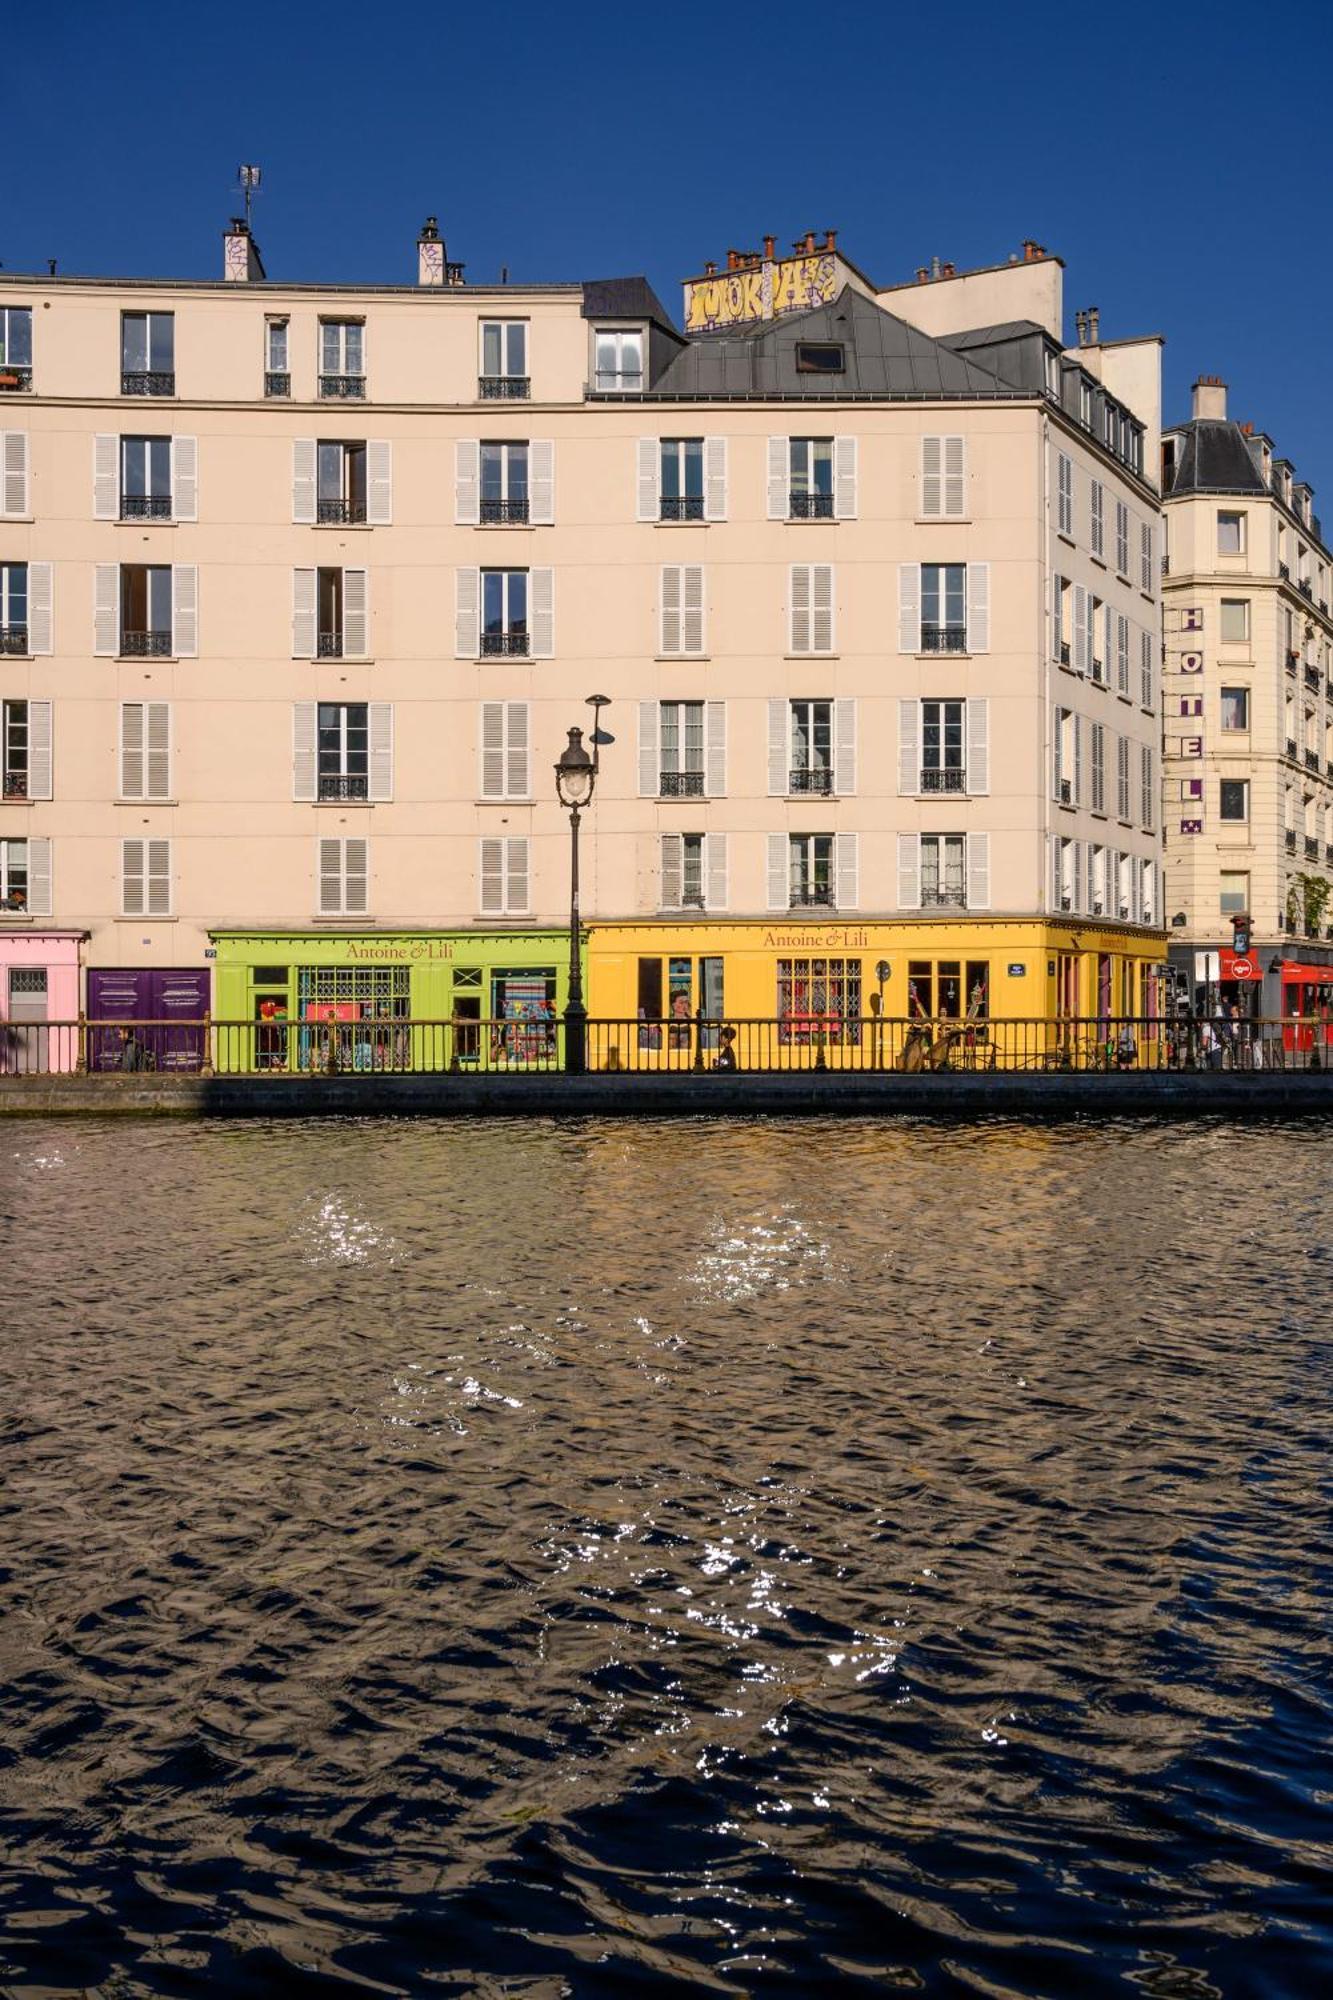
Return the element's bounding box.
[564,1002,587,1076]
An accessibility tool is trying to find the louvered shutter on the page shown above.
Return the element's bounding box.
[834,698,856,796]
[1091,722,1105,813]
[480,837,504,915]
[123,837,146,915]
[505,837,528,914]
[637,438,659,521]
[835,832,858,910]
[898,565,920,651]
[529,440,554,524]
[292,439,317,524]
[1140,630,1154,709]
[1118,735,1131,820]
[1073,714,1084,807]
[172,436,197,521]
[639,700,661,797]
[897,832,920,910]
[455,566,480,657]
[1141,743,1153,829]
[967,832,990,911]
[966,699,988,795]
[367,440,392,525]
[768,699,787,795]
[833,435,857,520]
[27,563,52,654]
[1075,839,1088,916]
[293,701,317,801]
[682,565,704,654]
[704,436,727,521]
[120,702,144,799]
[1052,705,1062,801]
[966,563,989,652]
[660,565,682,654]
[93,434,118,520]
[2,431,29,516]
[768,437,788,519]
[94,564,119,655]
[1090,481,1104,557]
[25,836,51,917]
[812,564,834,652]
[1073,585,1089,674]
[531,568,554,658]
[706,832,728,912]
[1052,575,1063,662]
[368,702,393,800]
[146,839,171,917]
[921,435,942,517]
[145,702,170,800]
[506,701,529,797]
[318,837,343,914]
[342,568,367,656]
[789,564,811,653]
[943,435,965,517]
[766,832,788,911]
[660,833,683,910]
[27,701,52,800]
[171,565,197,657]
[293,568,317,658]
[1117,614,1130,695]
[481,701,506,798]
[898,699,919,794]
[705,700,726,796]
[343,838,369,916]
[455,440,480,525]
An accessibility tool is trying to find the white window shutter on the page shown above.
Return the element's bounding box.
[768,698,787,796]
[293,700,317,801]
[834,697,856,796]
[317,837,342,914]
[481,700,506,798]
[898,564,920,652]
[27,563,52,654]
[1073,713,1083,806]
[120,701,144,799]
[967,563,989,652]
[146,839,172,917]
[897,832,921,910]
[966,699,989,795]
[172,436,197,521]
[455,566,479,657]
[835,831,858,910]
[1052,575,1063,662]
[171,565,197,657]
[660,565,682,654]
[93,434,117,520]
[705,700,726,796]
[768,436,788,519]
[706,832,728,912]
[480,837,504,915]
[366,440,392,525]
[943,435,965,517]
[531,567,555,658]
[812,564,834,652]
[292,439,316,524]
[704,436,727,521]
[1073,584,1089,674]
[343,838,369,916]
[638,700,659,797]
[766,832,788,910]
[293,568,317,658]
[507,701,529,797]
[789,564,811,653]
[368,702,393,800]
[26,836,51,917]
[898,699,919,795]
[921,435,942,517]
[660,833,683,910]
[967,832,990,911]
[833,435,857,519]
[2,431,29,516]
[506,837,529,913]
[94,564,119,656]
[1141,743,1153,829]
[1052,704,1063,801]
[342,568,368,656]
[529,440,555,524]
[682,565,704,655]
[637,438,659,522]
[455,439,480,526]
[145,701,170,800]
[123,837,146,916]
[27,700,52,800]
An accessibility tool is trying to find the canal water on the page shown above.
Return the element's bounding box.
[2,1118,1330,1997]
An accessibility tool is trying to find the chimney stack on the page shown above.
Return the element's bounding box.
[1086,305,1100,342]
[223,217,265,282]
[1074,309,1088,346]
[1192,374,1228,421]
[417,215,446,286]
[763,234,776,260]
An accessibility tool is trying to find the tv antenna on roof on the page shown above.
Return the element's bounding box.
[237,164,262,229]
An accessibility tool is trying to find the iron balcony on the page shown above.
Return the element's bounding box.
[920,768,966,793]
[660,496,705,522]
[659,770,705,797]
[789,492,834,519]
[121,630,171,657]
[265,371,291,398]
[3,771,27,798]
[317,499,366,525]
[319,374,366,399]
[789,768,833,795]
[921,887,968,908]
[480,498,530,525]
[121,371,174,397]
[120,494,172,520]
[480,631,529,657]
[0,366,32,392]
[920,624,967,653]
[478,376,530,400]
[318,774,369,801]
[0,626,28,656]
[317,632,343,658]
[789,886,835,908]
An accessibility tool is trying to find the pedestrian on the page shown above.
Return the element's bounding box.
[713,1025,738,1072]
[1115,1023,1137,1069]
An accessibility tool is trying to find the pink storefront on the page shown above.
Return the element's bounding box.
[0,929,86,1073]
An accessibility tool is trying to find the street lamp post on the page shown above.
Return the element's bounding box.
[555,724,596,1074]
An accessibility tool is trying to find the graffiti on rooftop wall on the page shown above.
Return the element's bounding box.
[684,253,840,332]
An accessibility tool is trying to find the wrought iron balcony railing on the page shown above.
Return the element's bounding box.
[920,624,967,654]
[478,375,530,400]
[789,491,834,519]
[660,496,705,522]
[317,498,366,525]
[789,768,833,795]
[480,631,529,657]
[0,626,28,656]
[317,631,343,658]
[121,630,172,657]
[789,886,835,908]
[265,371,291,398]
[318,773,369,802]
[0,366,32,392]
[921,887,968,909]
[121,371,174,397]
[120,494,172,520]
[319,374,366,399]
[480,498,530,525]
[3,771,28,798]
[659,770,705,797]
[920,767,966,793]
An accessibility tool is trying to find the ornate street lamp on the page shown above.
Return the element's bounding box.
[555,724,597,1074]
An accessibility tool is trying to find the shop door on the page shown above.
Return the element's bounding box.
[4,968,48,1073]
[87,968,210,1070]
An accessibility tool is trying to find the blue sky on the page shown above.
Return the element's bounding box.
[9,0,1331,486]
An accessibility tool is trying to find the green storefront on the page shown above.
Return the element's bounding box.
[208,929,576,1073]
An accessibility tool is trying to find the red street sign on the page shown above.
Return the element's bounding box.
[1221,948,1262,981]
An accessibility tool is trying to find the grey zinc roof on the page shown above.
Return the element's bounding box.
[645,287,1019,400]
[940,320,1049,348]
[1171,420,1268,495]
[581,276,679,334]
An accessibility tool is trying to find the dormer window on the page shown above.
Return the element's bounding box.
[794,342,844,374]
[593,328,643,393]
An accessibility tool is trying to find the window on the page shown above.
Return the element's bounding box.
[119,701,170,801]
[265,318,290,397]
[1,562,27,652]
[921,834,967,909]
[479,836,528,915]
[659,565,705,656]
[1220,779,1249,822]
[789,833,834,907]
[776,958,861,1044]
[480,441,529,524]
[0,307,32,389]
[789,700,833,795]
[789,563,834,653]
[290,566,368,659]
[920,563,966,652]
[660,438,704,521]
[920,700,965,793]
[482,569,529,655]
[480,321,528,399]
[319,321,365,398]
[1221,687,1249,731]
[1057,452,1073,536]
[480,700,531,800]
[794,343,844,373]
[659,701,705,797]
[120,436,172,519]
[122,837,171,917]
[121,312,174,395]
[1,700,49,802]
[789,438,833,519]
[317,441,367,524]
[1115,500,1130,576]
[661,831,712,909]
[594,328,642,392]
[1220,598,1250,642]
[1090,480,1104,557]
[318,702,369,800]
[120,565,173,655]
[1089,595,1106,682]
[921,435,966,519]
[1218,511,1245,555]
[1,837,33,910]
[318,836,369,916]
[1219,870,1249,915]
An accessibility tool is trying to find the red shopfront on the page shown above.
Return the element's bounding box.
[1276,959,1333,1055]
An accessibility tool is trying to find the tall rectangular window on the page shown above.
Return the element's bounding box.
[1220,598,1250,642]
[480,441,529,524]
[1219,871,1249,914]
[593,328,642,392]
[789,437,833,518]
[481,569,528,655]
[921,834,966,908]
[1220,778,1249,821]
[1,837,31,908]
[0,306,33,389]
[920,700,965,792]
[659,701,705,796]
[317,703,369,800]
[317,441,367,524]
[319,321,365,398]
[120,436,172,519]
[121,312,174,395]
[265,318,290,397]
[660,438,704,521]
[120,565,173,655]
[122,837,172,917]
[921,564,966,652]
[789,700,832,795]
[1218,510,1245,555]
[0,562,27,651]
[788,833,834,907]
[479,321,529,398]
[1220,686,1249,731]
[2,699,28,799]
